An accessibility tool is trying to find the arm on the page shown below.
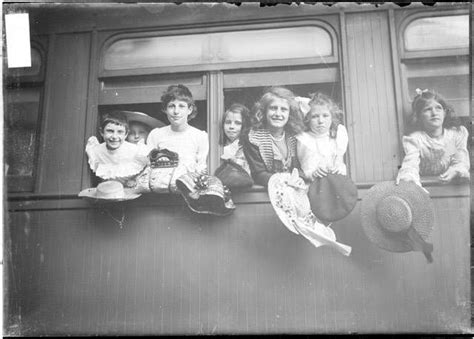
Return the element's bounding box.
[242,134,273,187]
[396,135,421,186]
[195,131,210,174]
[296,138,314,180]
[440,126,470,181]
[332,125,349,175]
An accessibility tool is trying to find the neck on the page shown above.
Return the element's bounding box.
[171,123,189,133]
[427,127,443,138]
[268,127,285,139]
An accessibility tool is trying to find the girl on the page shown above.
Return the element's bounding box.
[86,111,150,184]
[295,93,348,181]
[242,86,304,187]
[219,103,251,176]
[123,111,165,145]
[396,89,470,186]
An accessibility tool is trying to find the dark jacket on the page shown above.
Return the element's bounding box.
[242,128,300,187]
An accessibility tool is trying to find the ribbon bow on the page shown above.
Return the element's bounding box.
[415,88,429,96]
[193,174,210,190]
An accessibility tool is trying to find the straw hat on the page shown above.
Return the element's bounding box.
[176,172,235,216]
[78,180,141,202]
[308,174,358,223]
[360,181,434,262]
[122,111,165,129]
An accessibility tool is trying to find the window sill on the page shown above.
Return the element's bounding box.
[7,177,470,212]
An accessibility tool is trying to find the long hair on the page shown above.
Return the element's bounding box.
[100,111,129,133]
[302,92,343,138]
[250,86,304,135]
[410,89,460,131]
[219,103,251,146]
[160,84,197,120]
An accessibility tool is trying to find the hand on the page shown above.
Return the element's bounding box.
[312,165,328,179]
[328,164,344,175]
[439,167,459,183]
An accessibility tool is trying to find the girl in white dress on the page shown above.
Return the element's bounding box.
[295,93,348,182]
[396,89,469,187]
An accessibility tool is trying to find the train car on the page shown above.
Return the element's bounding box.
[4,2,471,335]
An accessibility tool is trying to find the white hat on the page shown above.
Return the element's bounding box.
[122,111,165,129]
[78,180,141,202]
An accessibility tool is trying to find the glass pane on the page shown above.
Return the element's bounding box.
[6,48,42,77]
[104,26,332,70]
[5,87,41,192]
[404,15,468,51]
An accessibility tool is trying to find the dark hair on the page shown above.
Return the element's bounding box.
[219,103,251,146]
[411,90,461,131]
[303,92,343,138]
[100,111,129,132]
[160,84,197,120]
[250,86,304,135]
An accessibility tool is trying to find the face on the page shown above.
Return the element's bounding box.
[100,122,128,150]
[265,97,290,131]
[223,112,243,143]
[126,123,149,144]
[309,104,332,135]
[165,99,192,128]
[419,99,445,132]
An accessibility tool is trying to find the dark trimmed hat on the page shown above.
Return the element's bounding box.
[308,174,358,223]
[176,172,235,216]
[360,181,434,263]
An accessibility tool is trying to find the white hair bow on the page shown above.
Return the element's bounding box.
[415,88,429,96]
[295,96,311,116]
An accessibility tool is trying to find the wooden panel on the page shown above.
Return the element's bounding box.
[5,196,470,335]
[37,33,91,194]
[344,12,401,182]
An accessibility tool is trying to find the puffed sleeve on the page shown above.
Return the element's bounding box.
[85,136,101,172]
[242,133,273,187]
[449,126,470,177]
[195,130,209,174]
[336,125,349,156]
[396,135,422,186]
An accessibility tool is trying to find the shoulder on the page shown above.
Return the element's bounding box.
[148,126,169,138]
[248,128,270,145]
[337,124,348,136]
[188,126,208,139]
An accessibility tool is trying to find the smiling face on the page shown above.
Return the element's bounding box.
[126,122,149,144]
[165,99,192,129]
[223,111,243,144]
[309,104,332,136]
[265,97,290,133]
[418,99,446,133]
[100,122,128,150]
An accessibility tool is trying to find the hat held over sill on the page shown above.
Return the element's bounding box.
[78,180,141,202]
[176,172,235,216]
[360,181,434,263]
[121,111,165,129]
[308,174,358,223]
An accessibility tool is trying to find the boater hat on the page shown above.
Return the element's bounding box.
[122,111,165,129]
[78,180,141,202]
[308,174,358,223]
[176,172,235,216]
[360,181,434,263]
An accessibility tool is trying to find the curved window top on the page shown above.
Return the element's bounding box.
[404,15,468,51]
[104,26,333,70]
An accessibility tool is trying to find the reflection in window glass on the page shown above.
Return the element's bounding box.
[404,15,468,51]
[6,87,41,192]
[104,26,332,70]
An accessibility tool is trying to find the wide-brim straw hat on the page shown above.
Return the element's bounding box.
[176,172,235,216]
[360,181,434,254]
[308,174,358,223]
[122,111,165,129]
[78,180,141,202]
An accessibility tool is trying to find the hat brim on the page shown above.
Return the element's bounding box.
[122,111,165,129]
[268,172,311,234]
[78,187,142,202]
[176,174,235,216]
[360,181,434,252]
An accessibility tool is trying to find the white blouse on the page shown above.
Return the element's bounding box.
[85,137,151,181]
[221,139,251,175]
[396,126,470,186]
[296,124,349,180]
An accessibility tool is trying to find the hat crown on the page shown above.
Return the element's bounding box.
[376,195,412,232]
[96,181,125,199]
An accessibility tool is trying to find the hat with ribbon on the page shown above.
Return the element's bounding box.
[176,172,236,216]
[122,111,165,129]
[308,174,358,223]
[78,180,141,202]
[267,169,352,256]
[360,180,434,263]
